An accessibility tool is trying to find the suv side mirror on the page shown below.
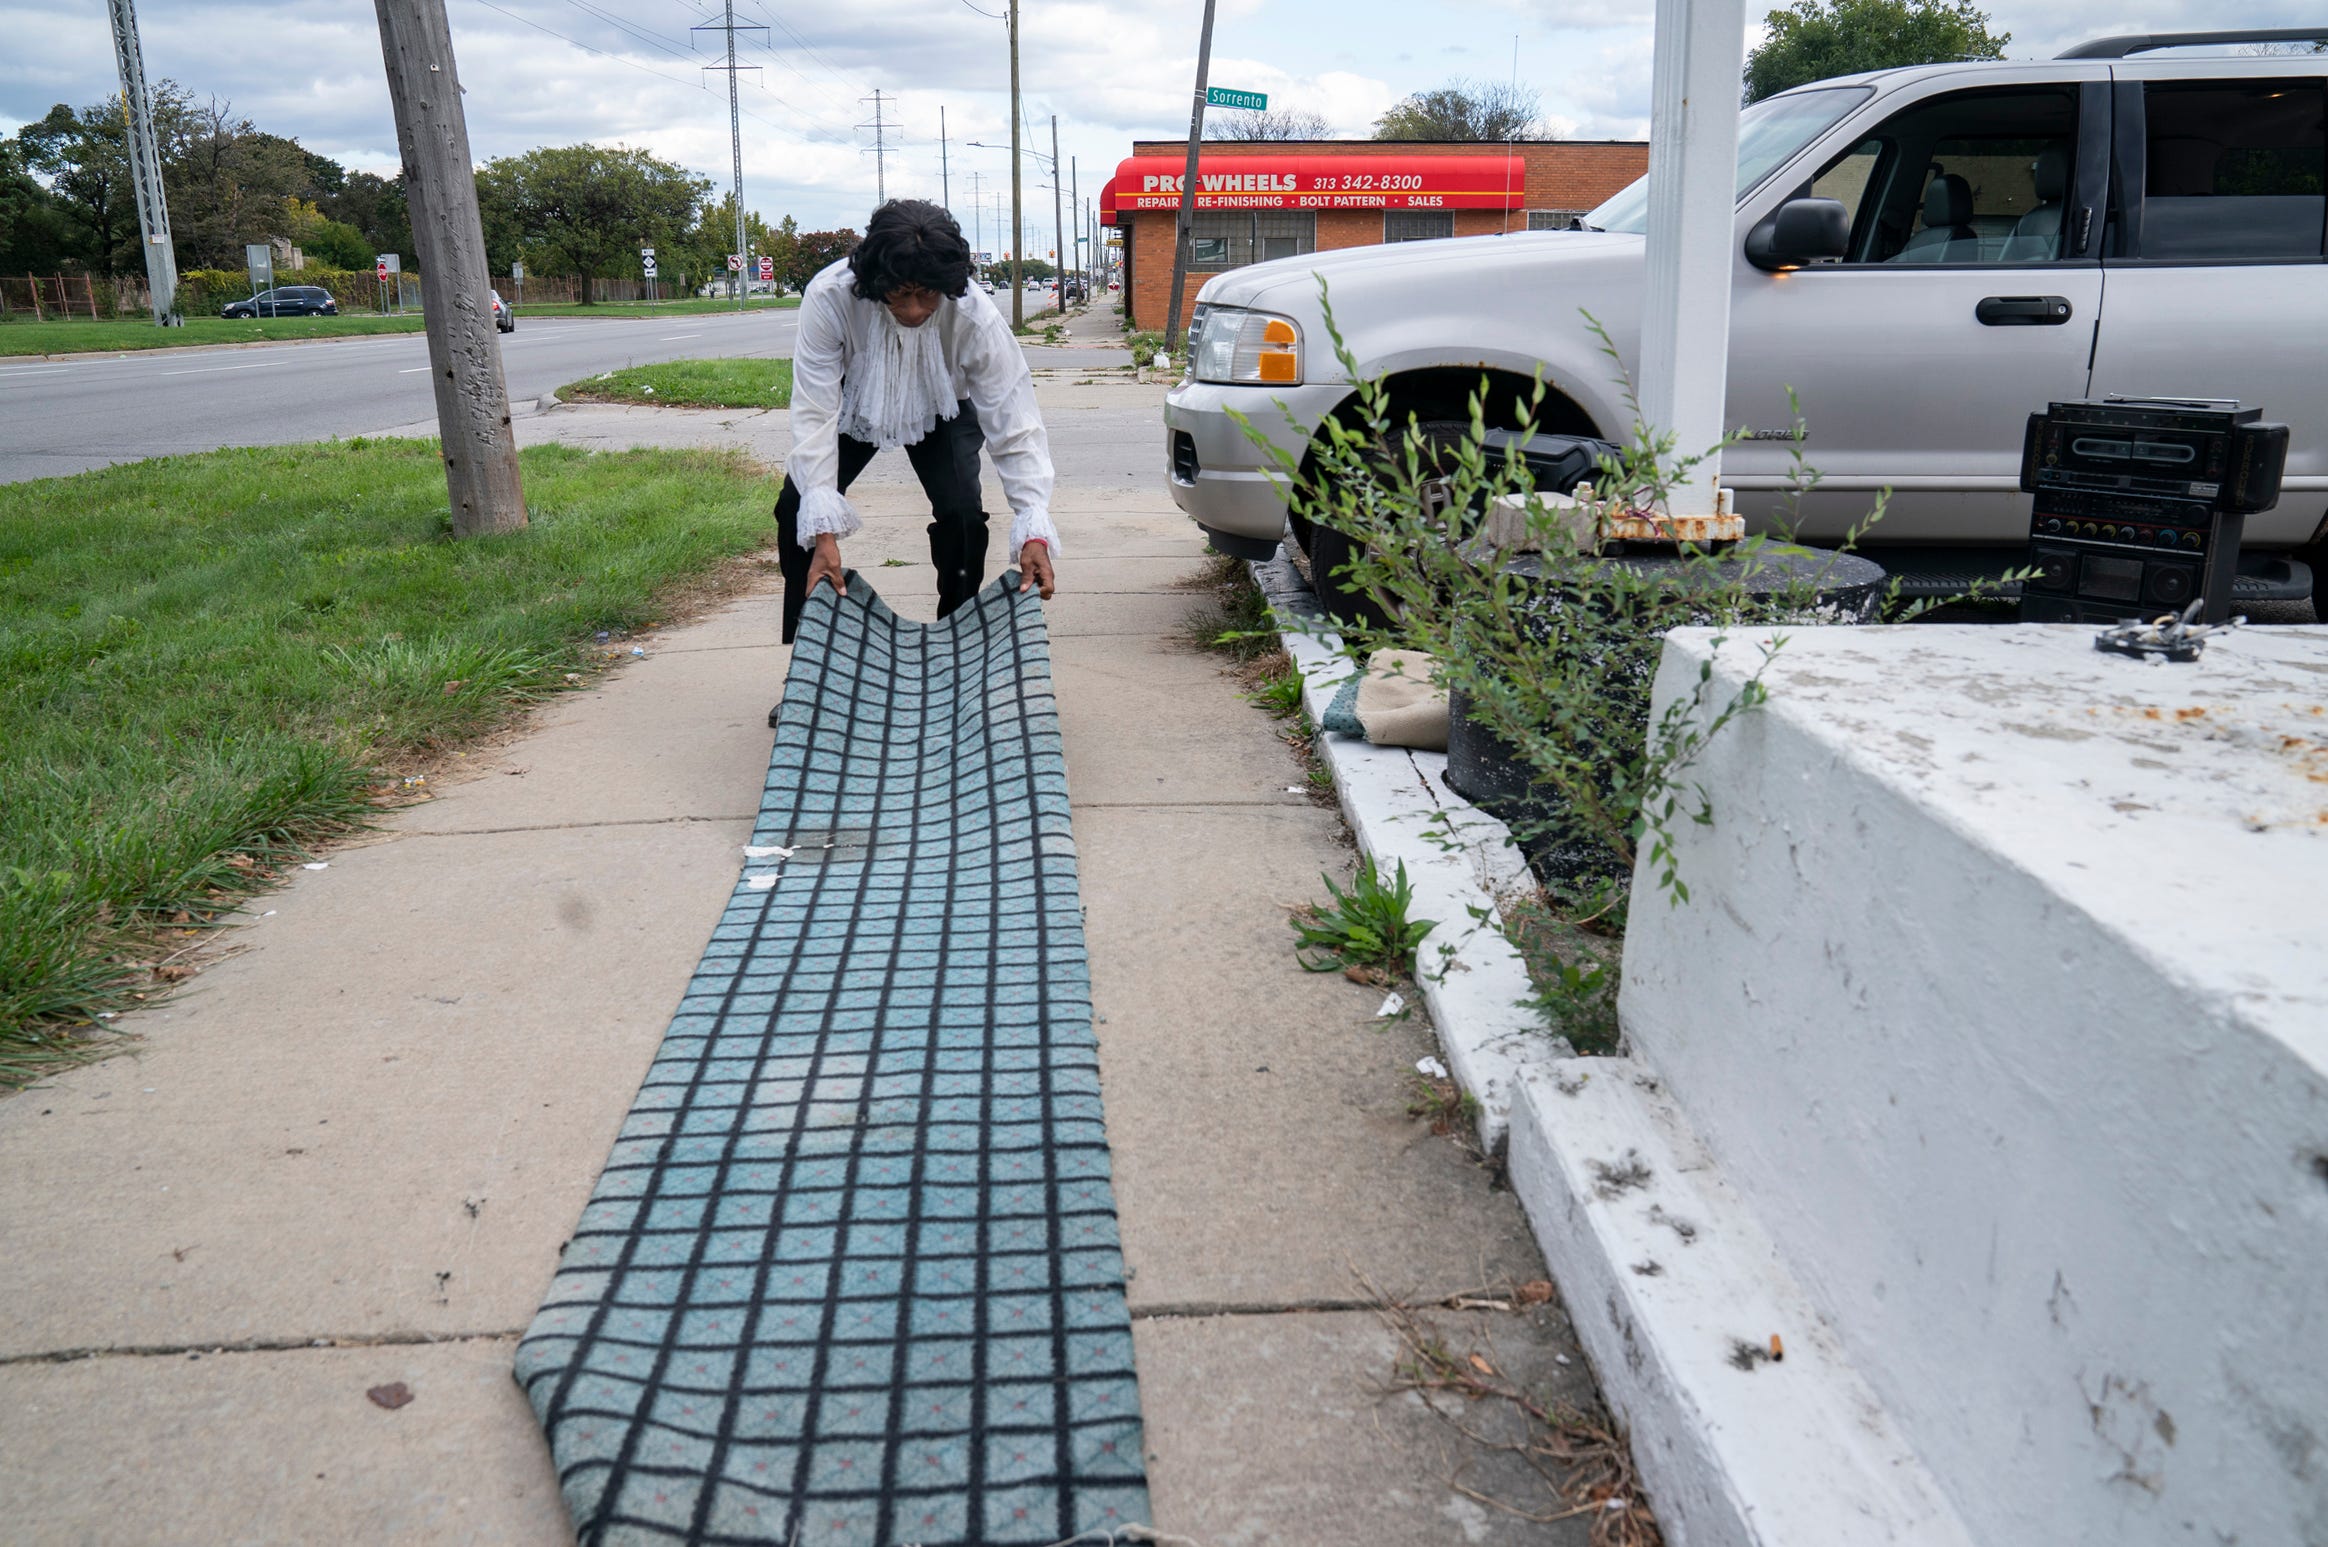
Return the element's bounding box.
[1745,197,1851,271]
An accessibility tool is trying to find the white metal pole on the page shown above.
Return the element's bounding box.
[106,0,180,325]
[1636,0,1746,513]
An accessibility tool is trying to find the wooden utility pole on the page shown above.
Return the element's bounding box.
[1163,0,1217,349]
[373,0,526,536]
[1049,115,1066,310]
[1008,0,1024,328]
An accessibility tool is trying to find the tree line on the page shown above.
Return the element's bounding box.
[2,82,407,277]
[0,85,857,301]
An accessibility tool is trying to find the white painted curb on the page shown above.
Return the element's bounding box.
[1506,1059,1974,1547]
[1253,550,1973,1547]
[1251,552,1567,1151]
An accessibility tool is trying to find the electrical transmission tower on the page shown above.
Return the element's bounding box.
[106,0,180,325]
[859,90,894,205]
[692,2,766,310]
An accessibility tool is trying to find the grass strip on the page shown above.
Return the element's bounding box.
[517,296,800,317]
[0,437,777,1080]
[560,357,794,410]
[0,314,429,357]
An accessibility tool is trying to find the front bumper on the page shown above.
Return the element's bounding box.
[1162,379,1349,549]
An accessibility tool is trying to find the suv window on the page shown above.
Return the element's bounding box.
[2137,79,2325,261]
[1804,87,2080,264]
[1582,84,1871,233]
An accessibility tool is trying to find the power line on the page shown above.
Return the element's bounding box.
[458,0,846,148]
[557,0,694,62]
[741,0,873,102]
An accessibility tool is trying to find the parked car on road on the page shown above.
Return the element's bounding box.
[491,290,514,333]
[220,285,338,319]
[1164,33,2327,610]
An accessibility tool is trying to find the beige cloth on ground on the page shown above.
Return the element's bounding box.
[1355,649,1449,750]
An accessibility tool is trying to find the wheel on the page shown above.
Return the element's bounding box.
[1298,419,1479,636]
[1304,523,1396,635]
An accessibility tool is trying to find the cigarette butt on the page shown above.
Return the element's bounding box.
[1769,1333,1784,1362]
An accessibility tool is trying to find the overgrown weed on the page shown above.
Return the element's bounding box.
[1291,856,1435,977]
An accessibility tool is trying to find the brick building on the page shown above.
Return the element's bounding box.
[1104,138,1648,332]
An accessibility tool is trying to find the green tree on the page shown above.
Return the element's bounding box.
[686,194,788,292]
[162,102,321,269]
[762,213,799,289]
[0,136,70,272]
[317,170,411,264]
[18,96,148,271]
[783,228,857,291]
[1744,0,2008,103]
[1373,78,1542,141]
[982,257,1054,284]
[475,145,710,303]
[281,197,372,269]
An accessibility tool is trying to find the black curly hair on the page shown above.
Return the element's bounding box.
[848,200,975,302]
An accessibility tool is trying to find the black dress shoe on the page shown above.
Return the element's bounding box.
[767,703,781,729]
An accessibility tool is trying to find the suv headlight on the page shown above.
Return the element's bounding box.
[1188,305,1303,386]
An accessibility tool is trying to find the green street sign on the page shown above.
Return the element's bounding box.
[1206,87,1267,112]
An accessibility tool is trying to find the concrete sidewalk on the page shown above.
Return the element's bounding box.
[0,382,1605,1544]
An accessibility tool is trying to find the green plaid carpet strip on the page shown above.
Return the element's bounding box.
[517,575,1150,1545]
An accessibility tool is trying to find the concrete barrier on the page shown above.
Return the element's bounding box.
[1618,623,2328,1546]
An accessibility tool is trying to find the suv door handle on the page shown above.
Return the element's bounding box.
[1977,295,2074,326]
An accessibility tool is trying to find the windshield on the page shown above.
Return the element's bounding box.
[1581,85,1871,233]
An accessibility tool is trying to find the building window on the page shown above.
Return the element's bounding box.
[1526,209,1588,231]
[1190,211,1318,270]
[1384,211,1455,242]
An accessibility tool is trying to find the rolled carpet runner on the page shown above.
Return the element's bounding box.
[517,574,1150,1545]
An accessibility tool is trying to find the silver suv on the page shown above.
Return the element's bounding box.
[1163,33,2327,602]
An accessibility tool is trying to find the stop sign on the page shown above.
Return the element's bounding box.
[375,260,388,282]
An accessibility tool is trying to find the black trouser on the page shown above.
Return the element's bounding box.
[773,399,989,643]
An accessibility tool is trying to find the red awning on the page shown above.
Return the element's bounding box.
[1099,176,1117,228]
[1111,153,1526,213]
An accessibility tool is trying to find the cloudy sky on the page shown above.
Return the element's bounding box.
[2,0,2317,248]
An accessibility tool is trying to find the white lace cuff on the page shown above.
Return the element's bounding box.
[1009,508,1062,559]
[794,485,861,548]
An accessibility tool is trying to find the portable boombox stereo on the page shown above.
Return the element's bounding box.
[2017,398,2288,624]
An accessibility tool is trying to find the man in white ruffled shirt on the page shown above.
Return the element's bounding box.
[772,199,1062,652]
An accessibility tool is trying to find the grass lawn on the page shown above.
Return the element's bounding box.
[559,357,794,410]
[0,313,428,357]
[0,438,777,1081]
[518,296,801,318]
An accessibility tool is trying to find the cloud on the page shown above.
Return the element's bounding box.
[7,0,2306,231]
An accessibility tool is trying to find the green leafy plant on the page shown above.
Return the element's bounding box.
[1233,287,1906,911]
[1245,664,1306,719]
[1291,857,1437,975]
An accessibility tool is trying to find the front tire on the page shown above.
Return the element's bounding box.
[1304,523,1396,635]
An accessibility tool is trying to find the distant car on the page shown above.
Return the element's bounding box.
[220,285,338,319]
[491,290,514,333]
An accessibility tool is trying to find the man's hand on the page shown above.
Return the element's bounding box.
[805,533,847,601]
[1017,539,1056,600]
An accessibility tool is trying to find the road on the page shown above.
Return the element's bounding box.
[0,308,800,484]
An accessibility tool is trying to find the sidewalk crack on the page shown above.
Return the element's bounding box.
[1,1328,527,1367]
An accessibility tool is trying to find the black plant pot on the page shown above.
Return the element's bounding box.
[1444,545,1887,890]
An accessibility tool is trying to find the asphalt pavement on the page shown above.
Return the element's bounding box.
[0,307,800,484]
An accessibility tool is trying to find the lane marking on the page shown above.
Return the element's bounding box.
[157,360,287,377]
[658,333,704,341]
[398,366,430,373]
